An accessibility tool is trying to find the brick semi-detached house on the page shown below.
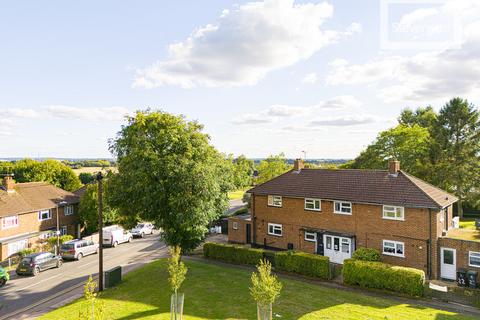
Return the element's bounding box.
[0,175,80,260]
[229,159,480,280]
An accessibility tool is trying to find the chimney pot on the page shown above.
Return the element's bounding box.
[2,174,15,193]
[294,159,304,171]
[388,159,400,175]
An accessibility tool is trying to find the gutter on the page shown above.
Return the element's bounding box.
[428,208,432,279]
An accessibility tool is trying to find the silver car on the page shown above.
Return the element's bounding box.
[131,223,154,238]
[60,239,99,260]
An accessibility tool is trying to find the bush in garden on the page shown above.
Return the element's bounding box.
[203,242,264,265]
[352,247,380,261]
[274,251,329,280]
[343,259,425,297]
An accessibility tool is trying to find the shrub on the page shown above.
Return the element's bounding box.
[343,259,425,297]
[18,248,36,258]
[203,243,264,265]
[352,247,380,261]
[275,251,329,280]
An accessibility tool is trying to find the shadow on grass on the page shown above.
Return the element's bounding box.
[76,259,478,320]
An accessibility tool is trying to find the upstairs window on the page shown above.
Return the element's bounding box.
[64,205,74,216]
[383,205,404,221]
[267,195,282,207]
[334,201,352,215]
[2,215,19,229]
[383,240,404,257]
[38,210,52,221]
[267,223,282,236]
[305,198,321,211]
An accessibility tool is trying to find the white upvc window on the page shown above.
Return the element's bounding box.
[267,223,282,236]
[267,195,282,207]
[2,215,19,229]
[60,226,68,235]
[334,201,352,215]
[383,205,404,221]
[38,210,52,221]
[305,198,321,211]
[232,222,239,230]
[64,205,74,216]
[305,231,317,242]
[469,251,480,268]
[382,240,405,257]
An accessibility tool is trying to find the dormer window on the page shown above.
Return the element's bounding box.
[267,195,282,207]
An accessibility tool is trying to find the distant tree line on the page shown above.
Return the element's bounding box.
[343,98,480,217]
[62,159,115,169]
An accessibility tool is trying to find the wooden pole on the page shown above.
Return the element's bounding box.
[97,172,104,291]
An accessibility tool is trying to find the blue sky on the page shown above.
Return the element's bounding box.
[1,0,479,159]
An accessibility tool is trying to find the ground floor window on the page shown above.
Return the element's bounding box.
[232,222,238,230]
[305,231,316,242]
[382,240,404,257]
[469,251,480,267]
[8,239,28,256]
[61,225,68,235]
[267,223,282,236]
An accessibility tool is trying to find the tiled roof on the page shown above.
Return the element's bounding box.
[0,182,79,217]
[248,169,457,209]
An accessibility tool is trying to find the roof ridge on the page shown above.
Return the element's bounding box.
[400,171,454,208]
[302,168,388,172]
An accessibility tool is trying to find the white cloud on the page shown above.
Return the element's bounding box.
[317,95,363,110]
[309,114,380,127]
[302,72,318,84]
[232,113,275,125]
[0,106,130,122]
[133,0,360,89]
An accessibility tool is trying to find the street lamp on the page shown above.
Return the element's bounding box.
[56,200,68,255]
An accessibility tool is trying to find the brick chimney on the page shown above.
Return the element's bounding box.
[294,159,304,171]
[388,159,400,175]
[2,174,15,193]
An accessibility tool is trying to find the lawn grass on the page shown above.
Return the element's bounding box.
[460,219,476,230]
[39,259,475,320]
[228,187,250,200]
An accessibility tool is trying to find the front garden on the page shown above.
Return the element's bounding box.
[40,258,476,320]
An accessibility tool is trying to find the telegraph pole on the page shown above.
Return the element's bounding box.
[97,172,104,291]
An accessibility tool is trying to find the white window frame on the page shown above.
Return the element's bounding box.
[382,240,405,258]
[304,198,321,211]
[334,201,352,215]
[2,215,19,229]
[8,239,28,256]
[38,210,52,221]
[64,205,74,216]
[267,223,282,237]
[382,205,404,221]
[305,231,317,242]
[232,222,238,230]
[60,225,68,235]
[267,195,282,207]
[469,251,480,268]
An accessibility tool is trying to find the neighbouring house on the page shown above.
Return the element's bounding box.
[0,175,80,260]
[228,159,480,281]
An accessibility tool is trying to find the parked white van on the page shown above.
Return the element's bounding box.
[102,225,133,247]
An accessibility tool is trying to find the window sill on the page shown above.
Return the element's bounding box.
[334,211,352,215]
[382,252,405,258]
[305,209,321,212]
[267,233,282,237]
[382,217,405,221]
[267,205,282,208]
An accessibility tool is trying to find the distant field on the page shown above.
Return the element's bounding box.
[72,167,117,175]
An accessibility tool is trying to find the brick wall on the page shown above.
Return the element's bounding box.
[252,194,439,275]
[438,237,480,273]
[227,217,251,244]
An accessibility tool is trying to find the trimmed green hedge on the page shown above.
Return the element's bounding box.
[275,251,330,280]
[203,242,264,265]
[352,247,380,261]
[343,259,425,296]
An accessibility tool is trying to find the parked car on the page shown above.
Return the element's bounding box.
[130,222,154,238]
[102,226,132,247]
[0,266,9,287]
[60,239,99,260]
[16,252,62,276]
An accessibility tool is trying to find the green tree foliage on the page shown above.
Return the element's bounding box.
[398,106,437,128]
[232,155,255,189]
[79,181,118,234]
[78,275,105,320]
[79,172,95,185]
[0,159,81,191]
[256,154,291,185]
[432,98,480,217]
[250,259,282,306]
[168,246,187,293]
[108,110,232,252]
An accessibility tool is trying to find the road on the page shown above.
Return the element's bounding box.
[226,199,245,215]
[0,234,168,319]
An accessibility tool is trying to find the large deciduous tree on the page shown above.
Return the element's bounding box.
[108,111,232,252]
[256,154,291,185]
[432,98,480,218]
[233,155,255,189]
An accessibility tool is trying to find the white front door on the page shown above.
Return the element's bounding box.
[323,235,352,264]
[440,247,456,280]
